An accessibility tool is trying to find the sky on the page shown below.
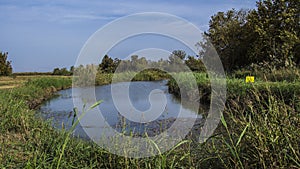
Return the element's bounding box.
[0,0,257,72]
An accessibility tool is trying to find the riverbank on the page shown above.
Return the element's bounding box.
[168,72,300,168]
[168,72,300,105]
[1,73,299,168]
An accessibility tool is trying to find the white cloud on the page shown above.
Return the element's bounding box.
[62,14,116,22]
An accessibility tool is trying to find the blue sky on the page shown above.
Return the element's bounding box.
[0,0,257,72]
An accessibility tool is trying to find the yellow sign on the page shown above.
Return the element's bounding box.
[245,76,255,83]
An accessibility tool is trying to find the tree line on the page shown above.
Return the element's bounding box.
[97,51,205,73]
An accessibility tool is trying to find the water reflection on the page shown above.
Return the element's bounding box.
[39,80,203,138]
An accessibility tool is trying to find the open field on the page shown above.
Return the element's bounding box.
[0,72,299,168]
[0,75,70,90]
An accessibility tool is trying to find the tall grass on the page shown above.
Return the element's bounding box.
[168,72,300,168]
[0,77,71,167]
[202,89,300,168]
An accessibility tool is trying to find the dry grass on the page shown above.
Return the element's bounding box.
[0,75,70,89]
[0,76,25,89]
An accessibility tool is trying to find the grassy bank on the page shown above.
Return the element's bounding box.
[168,72,300,168]
[169,72,300,104]
[0,77,71,167]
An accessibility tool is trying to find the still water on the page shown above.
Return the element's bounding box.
[39,80,201,138]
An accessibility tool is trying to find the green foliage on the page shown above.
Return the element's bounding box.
[166,50,188,72]
[204,0,300,72]
[95,69,170,86]
[185,55,206,72]
[52,67,73,76]
[0,52,13,76]
[248,0,300,69]
[233,68,300,82]
[97,51,205,73]
[132,69,170,81]
[204,9,254,71]
[98,55,119,73]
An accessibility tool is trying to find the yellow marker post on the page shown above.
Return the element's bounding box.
[245,76,255,83]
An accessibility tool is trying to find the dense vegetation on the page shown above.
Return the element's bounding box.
[201,0,299,72]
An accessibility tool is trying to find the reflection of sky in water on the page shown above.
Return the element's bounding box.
[39,80,201,138]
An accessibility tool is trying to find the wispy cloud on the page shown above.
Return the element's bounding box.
[63,14,116,21]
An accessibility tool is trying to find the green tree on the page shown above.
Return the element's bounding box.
[52,68,61,75]
[136,57,148,70]
[99,55,115,73]
[113,58,121,71]
[171,50,186,60]
[185,55,206,72]
[248,0,300,69]
[204,9,254,71]
[0,52,13,76]
[70,66,75,75]
[168,50,187,72]
[130,55,139,71]
[60,67,69,75]
[52,67,72,75]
